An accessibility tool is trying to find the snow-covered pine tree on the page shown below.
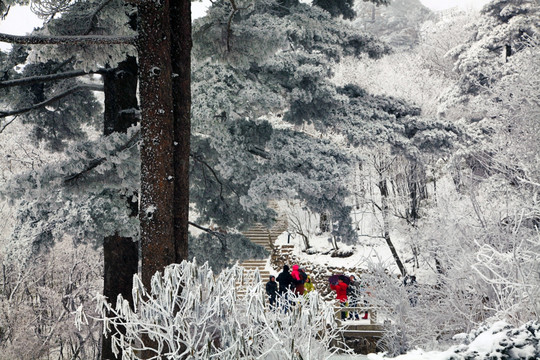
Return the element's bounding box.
[439,0,540,210]
[190,0,394,247]
[444,0,540,101]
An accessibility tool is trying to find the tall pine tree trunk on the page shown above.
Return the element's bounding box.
[137,0,176,289]
[101,56,139,360]
[170,0,191,263]
[136,2,192,357]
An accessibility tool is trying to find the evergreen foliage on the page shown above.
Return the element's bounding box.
[3,126,140,259]
[312,0,356,20]
[445,0,540,99]
[0,46,102,151]
[189,232,268,271]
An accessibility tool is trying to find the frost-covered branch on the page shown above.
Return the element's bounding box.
[64,129,140,183]
[0,33,136,45]
[0,69,101,88]
[515,177,540,188]
[82,0,115,35]
[79,260,344,359]
[0,84,103,118]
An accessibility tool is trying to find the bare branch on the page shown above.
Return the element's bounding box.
[0,84,104,119]
[188,221,227,248]
[0,115,18,134]
[0,32,136,45]
[248,146,270,159]
[1,5,10,20]
[190,153,226,199]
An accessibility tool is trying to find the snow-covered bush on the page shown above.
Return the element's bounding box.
[378,170,540,355]
[83,259,344,359]
[370,320,540,360]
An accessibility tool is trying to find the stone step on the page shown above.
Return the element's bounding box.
[243,234,281,240]
[245,240,276,245]
[244,227,285,232]
[240,264,268,268]
[245,238,272,243]
[236,218,286,295]
[277,245,294,249]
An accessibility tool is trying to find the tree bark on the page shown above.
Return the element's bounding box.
[407,161,427,223]
[101,56,139,360]
[170,0,192,263]
[136,2,177,357]
[137,0,176,290]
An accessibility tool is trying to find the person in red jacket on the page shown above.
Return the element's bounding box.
[290,264,305,295]
[330,278,349,320]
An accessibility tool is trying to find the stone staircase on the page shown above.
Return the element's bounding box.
[237,220,287,293]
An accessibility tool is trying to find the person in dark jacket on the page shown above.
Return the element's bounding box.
[347,275,361,320]
[266,275,278,308]
[276,265,294,312]
[276,265,294,294]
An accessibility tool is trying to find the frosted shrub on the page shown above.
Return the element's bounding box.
[82,259,342,359]
[0,239,102,359]
[359,259,486,356]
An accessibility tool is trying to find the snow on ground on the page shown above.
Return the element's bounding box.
[274,231,395,272]
[330,355,369,359]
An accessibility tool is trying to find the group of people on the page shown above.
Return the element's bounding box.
[266,266,418,319]
[265,265,370,320]
[265,264,314,308]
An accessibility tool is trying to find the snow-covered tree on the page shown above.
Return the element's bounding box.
[442,0,540,103]
[1,0,395,270]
